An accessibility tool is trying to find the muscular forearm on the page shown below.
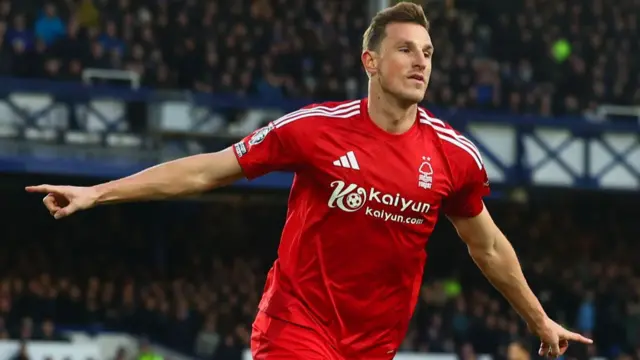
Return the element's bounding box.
[469,233,547,328]
[93,153,238,205]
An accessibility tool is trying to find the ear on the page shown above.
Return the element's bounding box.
[361,50,379,77]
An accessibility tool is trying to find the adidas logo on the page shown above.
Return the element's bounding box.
[333,151,360,170]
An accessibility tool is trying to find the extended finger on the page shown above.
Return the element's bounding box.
[26,185,58,193]
[565,331,593,344]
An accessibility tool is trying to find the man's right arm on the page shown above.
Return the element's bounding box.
[28,115,309,218]
[27,104,315,219]
[93,113,308,204]
[93,147,243,205]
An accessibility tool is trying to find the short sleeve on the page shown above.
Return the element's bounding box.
[233,119,305,180]
[442,161,490,218]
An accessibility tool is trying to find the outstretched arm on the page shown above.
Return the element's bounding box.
[93,148,243,204]
[26,147,244,218]
[448,204,592,358]
[28,114,308,219]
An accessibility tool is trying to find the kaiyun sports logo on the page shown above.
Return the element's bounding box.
[327,181,430,225]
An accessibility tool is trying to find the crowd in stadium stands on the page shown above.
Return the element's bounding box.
[0,0,637,118]
[1,188,638,360]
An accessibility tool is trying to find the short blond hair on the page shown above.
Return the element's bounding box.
[362,2,430,51]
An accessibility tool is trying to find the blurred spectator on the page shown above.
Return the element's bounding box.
[34,4,65,46]
[194,315,220,359]
[507,340,531,360]
[460,343,478,360]
[53,21,88,62]
[18,317,34,341]
[626,298,640,350]
[98,21,125,57]
[75,0,100,29]
[113,347,127,360]
[0,24,12,75]
[137,339,162,360]
[577,291,595,334]
[213,334,244,360]
[6,15,33,51]
[38,319,67,341]
[11,341,29,360]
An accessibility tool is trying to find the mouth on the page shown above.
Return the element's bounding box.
[407,74,425,83]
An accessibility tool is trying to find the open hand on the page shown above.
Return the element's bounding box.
[530,317,593,358]
[25,184,99,219]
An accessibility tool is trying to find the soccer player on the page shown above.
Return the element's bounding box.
[26,2,592,359]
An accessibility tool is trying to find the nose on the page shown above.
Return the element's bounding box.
[413,54,427,70]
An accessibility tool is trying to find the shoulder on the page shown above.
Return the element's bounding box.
[248,99,361,149]
[295,99,362,121]
[417,107,484,171]
[269,99,362,134]
[301,99,363,112]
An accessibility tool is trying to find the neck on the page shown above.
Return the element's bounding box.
[367,85,418,135]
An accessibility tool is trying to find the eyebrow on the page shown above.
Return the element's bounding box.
[398,40,434,52]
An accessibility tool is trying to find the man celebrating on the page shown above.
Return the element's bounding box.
[27,2,592,359]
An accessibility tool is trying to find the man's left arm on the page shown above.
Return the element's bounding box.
[438,135,547,328]
[440,133,591,357]
[447,205,547,330]
[447,203,593,358]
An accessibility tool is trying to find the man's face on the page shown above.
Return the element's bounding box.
[42,321,54,335]
[45,5,56,17]
[364,22,433,104]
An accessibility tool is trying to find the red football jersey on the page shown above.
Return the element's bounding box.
[233,98,489,358]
